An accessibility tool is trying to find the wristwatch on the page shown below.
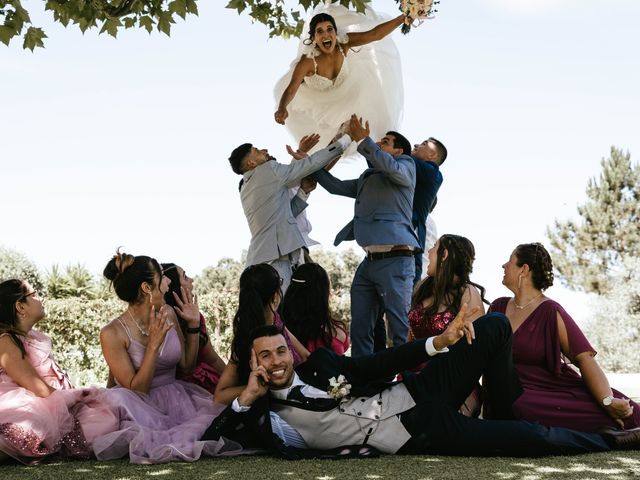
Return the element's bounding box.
[602,395,614,407]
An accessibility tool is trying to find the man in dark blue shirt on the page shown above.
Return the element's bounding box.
[411,137,446,280]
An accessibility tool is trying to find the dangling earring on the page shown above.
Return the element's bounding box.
[149,291,153,304]
[517,275,522,290]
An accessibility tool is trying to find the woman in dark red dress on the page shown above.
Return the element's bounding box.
[409,234,488,416]
[489,242,640,432]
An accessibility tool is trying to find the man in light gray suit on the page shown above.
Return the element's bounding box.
[229,132,353,291]
[314,115,418,356]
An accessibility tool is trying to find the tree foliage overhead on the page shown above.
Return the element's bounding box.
[1,0,370,50]
[546,146,640,294]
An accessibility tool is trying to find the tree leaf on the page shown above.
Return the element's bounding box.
[139,15,154,33]
[169,0,188,20]
[99,18,121,38]
[22,26,46,51]
[156,11,174,36]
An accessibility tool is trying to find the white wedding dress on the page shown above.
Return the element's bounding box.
[274,2,404,154]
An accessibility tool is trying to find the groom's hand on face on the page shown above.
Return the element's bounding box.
[238,349,271,407]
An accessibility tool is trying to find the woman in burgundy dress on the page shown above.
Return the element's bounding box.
[280,263,350,356]
[489,242,640,432]
[408,234,488,416]
[162,263,226,394]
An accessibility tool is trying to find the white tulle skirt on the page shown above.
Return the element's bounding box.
[274,2,404,155]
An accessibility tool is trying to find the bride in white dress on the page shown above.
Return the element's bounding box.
[274,2,407,152]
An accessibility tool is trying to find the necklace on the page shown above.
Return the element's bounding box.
[514,293,543,310]
[127,309,149,336]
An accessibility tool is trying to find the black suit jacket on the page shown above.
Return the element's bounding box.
[202,339,431,458]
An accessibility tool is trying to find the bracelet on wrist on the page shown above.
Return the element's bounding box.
[186,326,200,334]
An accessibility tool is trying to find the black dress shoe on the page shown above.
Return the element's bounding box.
[598,426,640,450]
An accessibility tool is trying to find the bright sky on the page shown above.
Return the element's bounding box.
[2,0,639,323]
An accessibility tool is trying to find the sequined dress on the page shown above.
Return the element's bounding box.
[0,331,118,464]
[92,321,241,463]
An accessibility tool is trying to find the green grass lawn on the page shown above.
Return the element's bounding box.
[3,452,640,480]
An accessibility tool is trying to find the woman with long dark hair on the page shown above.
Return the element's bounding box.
[0,279,117,463]
[409,234,488,416]
[280,263,349,355]
[214,263,309,405]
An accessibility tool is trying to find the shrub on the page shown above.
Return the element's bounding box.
[0,246,45,293]
[38,297,123,386]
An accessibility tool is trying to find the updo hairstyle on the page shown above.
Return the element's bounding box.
[103,249,162,304]
[514,243,554,291]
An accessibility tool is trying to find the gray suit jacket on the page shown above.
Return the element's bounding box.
[241,141,346,266]
[315,136,419,248]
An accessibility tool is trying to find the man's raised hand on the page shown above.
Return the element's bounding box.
[237,349,270,407]
[434,303,481,350]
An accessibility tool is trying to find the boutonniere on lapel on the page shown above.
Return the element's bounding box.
[327,375,352,400]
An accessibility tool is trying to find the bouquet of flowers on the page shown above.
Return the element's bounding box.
[396,0,439,34]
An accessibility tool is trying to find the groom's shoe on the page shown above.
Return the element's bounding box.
[598,426,640,450]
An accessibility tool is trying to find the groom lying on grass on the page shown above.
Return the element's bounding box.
[203,306,640,458]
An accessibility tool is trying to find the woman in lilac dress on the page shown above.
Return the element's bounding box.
[215,264,309,405]
[161,263,226,394]
[0,279,118,464]
[95,251,238,463]
[489,242,640,432]
[408,234,488,416]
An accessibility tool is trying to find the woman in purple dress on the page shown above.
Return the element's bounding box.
[95,251,238,463]
[0,279,118,464]
[408,234,488,416]
[214,264,309,405]
[489,242,640,432]
[161,263,226,394]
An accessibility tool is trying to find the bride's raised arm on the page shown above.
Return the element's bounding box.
[345,14,407,48]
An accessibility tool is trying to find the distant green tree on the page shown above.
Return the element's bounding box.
[0,246,44,292]
[46,263,101,299]
[547,147,640,294]
[1,0,370,50]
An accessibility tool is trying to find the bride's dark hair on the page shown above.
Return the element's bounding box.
[303,13,338,45]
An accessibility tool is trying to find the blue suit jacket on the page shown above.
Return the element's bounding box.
[314,137,419,248]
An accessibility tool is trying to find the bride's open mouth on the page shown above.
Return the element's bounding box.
[322,40,332,49]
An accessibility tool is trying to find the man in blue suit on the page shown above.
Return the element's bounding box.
[314,115,418,357]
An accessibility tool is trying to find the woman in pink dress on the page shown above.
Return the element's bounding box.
[214,264,309,405]
[408,234,488,416]
[280,263,350,355]
[161,263,226,394]
[488,242,640,432]
[0,279,118,464]
[95,251,238,463]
